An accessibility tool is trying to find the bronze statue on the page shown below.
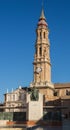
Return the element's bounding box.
[30,87,39,101]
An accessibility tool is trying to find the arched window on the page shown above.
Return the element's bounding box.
[44,32,45,38]
[66,90,68,95]
[39,47,42,56]
[66,90,70,95]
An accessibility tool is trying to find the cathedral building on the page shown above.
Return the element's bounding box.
[3,8,70,119]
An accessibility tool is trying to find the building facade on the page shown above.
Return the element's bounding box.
[4,86,26,112]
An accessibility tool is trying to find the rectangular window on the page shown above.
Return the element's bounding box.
[7,95,10,101]
[54,92,58,96]
[66,90,70,96]
[13,95,15,101]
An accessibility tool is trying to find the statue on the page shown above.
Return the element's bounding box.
[30,87,39,101]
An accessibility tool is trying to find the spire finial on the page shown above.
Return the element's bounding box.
[40,0,46,19]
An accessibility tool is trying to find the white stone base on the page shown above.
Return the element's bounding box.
[26,93,43,121]
[27,101,43,121]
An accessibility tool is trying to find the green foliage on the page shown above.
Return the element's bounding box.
[0,112,26,121]
[0,112,13,120]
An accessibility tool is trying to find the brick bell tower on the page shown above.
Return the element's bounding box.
[34,9,51,84]
[30,9,54,98]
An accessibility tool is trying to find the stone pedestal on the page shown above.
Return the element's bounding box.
[26,93,43,121]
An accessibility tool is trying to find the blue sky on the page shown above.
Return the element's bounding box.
[0,0,70,102]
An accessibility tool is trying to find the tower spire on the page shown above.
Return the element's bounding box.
[40,8,46,20]
[40,0,45,19]
[38,6,47,27]
[39,0,45,19]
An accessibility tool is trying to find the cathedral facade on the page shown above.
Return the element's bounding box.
[3,8,70,119]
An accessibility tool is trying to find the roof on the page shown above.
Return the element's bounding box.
[54,83,70,89]
[4,87,27,95]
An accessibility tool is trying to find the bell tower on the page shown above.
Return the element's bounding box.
[30,9,54,89]
[34,9,51,83]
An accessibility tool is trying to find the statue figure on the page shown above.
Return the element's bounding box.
[30,87,39,101]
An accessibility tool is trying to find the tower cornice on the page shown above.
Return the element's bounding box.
[33,61,51,66]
